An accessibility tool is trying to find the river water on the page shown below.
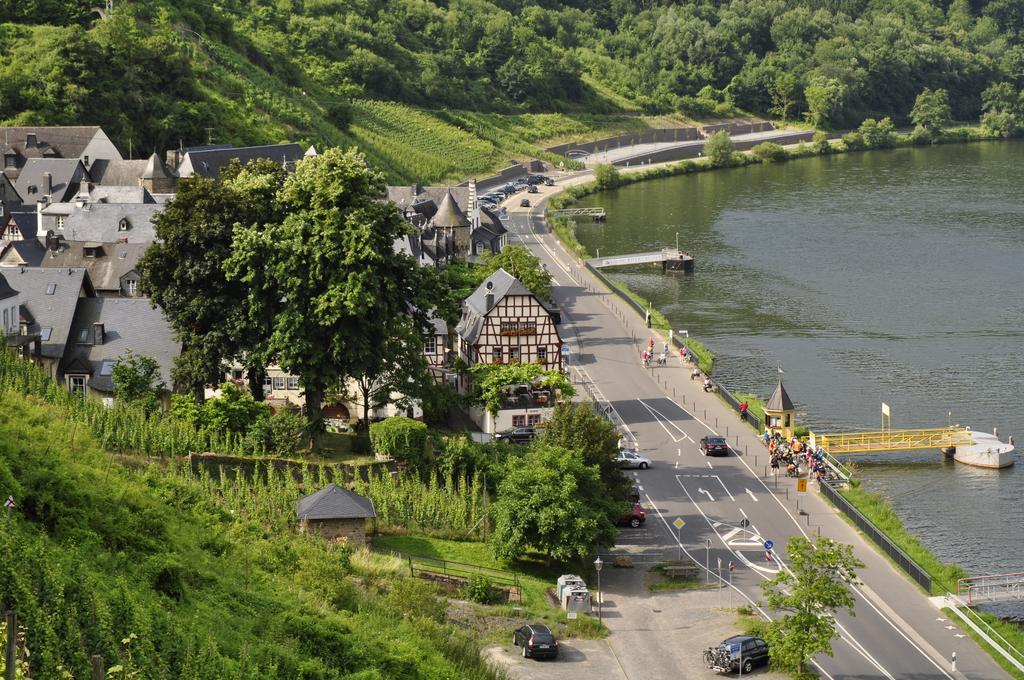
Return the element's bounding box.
[574,142,1024,606]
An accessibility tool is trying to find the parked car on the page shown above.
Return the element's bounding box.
[614,451,651,469]
[704,635,770,674]
[627,484,641,504]
[494,426,536,444]
[520,198,531,207]
[700,435,731,456]
[528,174,547,184]
[527,184,539,194]
[543,177,555,186]
[513,623,559,659]
[617,502,646,528]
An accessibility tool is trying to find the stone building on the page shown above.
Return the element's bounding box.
[295,484,377,546]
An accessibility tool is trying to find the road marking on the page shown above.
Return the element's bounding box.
[674,461,678,469]
[944,626,955,630]
[706,460,713,469]
[677,448,681,456]
[637,485,644,492]
[739,508,748,519]
[697,487,715,502]
[936,618,947,622]
[746,488,758,502]
[636,399,682,443]
[955,634,965,639]
[637,399,694,442]
[716,476,735,501]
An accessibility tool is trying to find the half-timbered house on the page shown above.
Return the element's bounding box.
[456,268,563,371]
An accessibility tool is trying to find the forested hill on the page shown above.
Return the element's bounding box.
[1,0,1021,182]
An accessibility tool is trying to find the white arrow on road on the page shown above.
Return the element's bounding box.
[745,488,758,502]
[698,487,715,502]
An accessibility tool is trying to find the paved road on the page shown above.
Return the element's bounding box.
[580,129,806,166]
[496,181,1009,680]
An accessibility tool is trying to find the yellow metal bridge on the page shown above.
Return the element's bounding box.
[814,427,973,455]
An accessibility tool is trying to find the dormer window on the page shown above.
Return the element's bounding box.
[118,218,130,231]
[84,244,103,258]
[4,155,16,169]
[26,185,37,195]
[7,225,18,239]
[56,215,65,230]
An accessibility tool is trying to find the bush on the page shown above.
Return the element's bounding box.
[145,554,188,601]
[369,417,429,467]
[812,131,833,154]
[704,130,736,167]
[750,142,788,163]
[247,410,307,457]
[465,575,500,604]
[594,162,621,190]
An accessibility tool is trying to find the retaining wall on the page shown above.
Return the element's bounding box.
[547,128,700,157]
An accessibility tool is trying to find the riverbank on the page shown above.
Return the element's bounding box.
[540,130,1024,677]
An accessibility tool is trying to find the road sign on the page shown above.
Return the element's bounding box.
[3,496,13,508]
[739,518,750,528]
[729,561,735,573]
[673,518,685,529]
[763,540,774,551]
[567,612,578,620]
[706,538,712,549]
[717,557,722,569]
[561,343,570,355]
[796,478,808,494]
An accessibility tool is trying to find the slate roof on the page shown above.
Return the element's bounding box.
[39,241,147,292]
[176,144,304,180]
[87,159,148,186]
[456,268,533,344]
[3,212,37,240]
[141,153,173,180]
[14,159,89,203]
[433,190,470,228]
[56,203,161,244]
[0,239,45,268]
[295,483,376,520]
[87,185,156,204]
[386,185,472,220]
[3,267,93,359]
[62,297,180,392]
[766,380,795,412]
[0,272,16,300]
[471,209,507,255]
[0,127,107,161]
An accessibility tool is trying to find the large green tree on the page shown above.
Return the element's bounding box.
[112,351,165,415]
[704,130,736,167]
[542,402,632,504]
[138,159,287,401]
[804,77,847,129]
[911,88,953,140]
[226,148,437,447]
[490,443,618,563]
[760,537,864,674]
[478,244,553,301]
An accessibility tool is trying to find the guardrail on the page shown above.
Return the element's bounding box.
[819,480,932,593]
[819,427,972,454]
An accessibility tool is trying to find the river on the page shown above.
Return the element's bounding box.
[573,142,1024,609]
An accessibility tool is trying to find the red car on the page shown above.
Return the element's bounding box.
[618,503,646,528]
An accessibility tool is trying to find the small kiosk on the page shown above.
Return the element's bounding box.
[763,379,796,440]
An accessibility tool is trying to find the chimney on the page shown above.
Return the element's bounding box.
[93,322,104,345]
[42,171,52,197]
[484,281,494,310]
[25,133,37,148]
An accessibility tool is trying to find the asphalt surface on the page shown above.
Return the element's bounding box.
[496,179,1009,680]
[580,129,806,166]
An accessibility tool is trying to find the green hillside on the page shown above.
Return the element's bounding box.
[0,388,498,679]
[2,1,1022,183]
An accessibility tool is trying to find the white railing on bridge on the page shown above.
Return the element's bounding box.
[548,207,607,219]
[589,248,682,268]
[958,572,1024,604]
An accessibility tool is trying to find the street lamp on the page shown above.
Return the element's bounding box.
[594,556,603,623]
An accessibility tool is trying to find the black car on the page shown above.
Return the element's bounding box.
[513,623,559,659]
[495,426,536,444]
[700,435,730,456]
[543,177,555,186]
[527,184,539,194]
[520,198,531,207]
[712,635,769,674]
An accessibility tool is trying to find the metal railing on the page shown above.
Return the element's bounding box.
[819,427,972,454]
[376,548,521,596]
[958,572,1024,604]
[819,480,932,593]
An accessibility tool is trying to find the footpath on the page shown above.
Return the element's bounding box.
[502,173,1009,679]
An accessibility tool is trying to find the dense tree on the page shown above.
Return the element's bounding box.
[138,160,287,401]
[804,76,847,129]
[226,148,438,448]
[911,88,953,140]
[761,537,864,674]
[541,402,632,504]
[594,163,622,190]
[478,244,553,301]
[112,351,165,414]
[704,130,736,167]
[490,443,618,562]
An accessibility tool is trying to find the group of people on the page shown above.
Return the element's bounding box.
[763,429,834,481]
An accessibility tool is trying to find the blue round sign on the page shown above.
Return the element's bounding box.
[764,540,774,551]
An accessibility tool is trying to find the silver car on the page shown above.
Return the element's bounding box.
[615,451,651,469]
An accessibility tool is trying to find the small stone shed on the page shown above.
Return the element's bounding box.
[295,483,377,547]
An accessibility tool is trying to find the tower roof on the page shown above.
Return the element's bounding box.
[765,380,795,412]
[432,189,470,228]
[141,152,172,180]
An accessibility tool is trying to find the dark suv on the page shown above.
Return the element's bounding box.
[495,426,536,444]
[513,623,559,659]
[707,635,770,674]
[700,435,731,456]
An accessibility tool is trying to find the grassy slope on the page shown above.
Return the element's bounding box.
[0,391,498,679]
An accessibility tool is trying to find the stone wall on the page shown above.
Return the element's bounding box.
[302,517,369,546]
[546,128,700,157]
